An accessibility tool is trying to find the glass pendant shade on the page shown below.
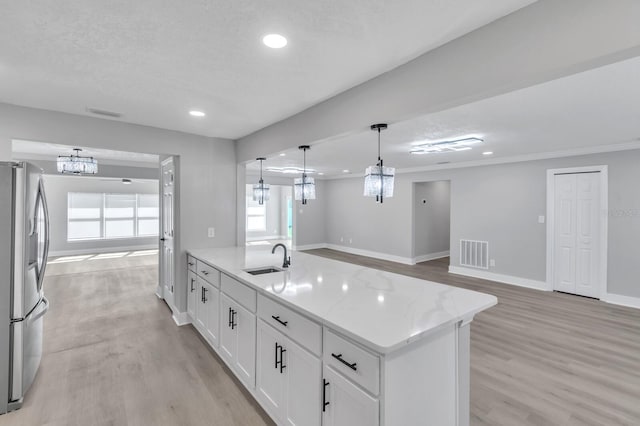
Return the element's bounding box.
[363,165,395,198]
[57,149,98,175]
[252,180,270,204]
[294,175,316,203]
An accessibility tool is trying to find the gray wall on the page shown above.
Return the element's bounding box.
[320,149,640,298]
[413,181,451,258]
[0,103,237,314]
[236,0,640,162]
[43,175,159,255]
[293,179,327,248]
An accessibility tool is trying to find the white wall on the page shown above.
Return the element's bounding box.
[413,181,450,259]
[43,175,159,256]
[320,149,640,299]
[0,103,237,315]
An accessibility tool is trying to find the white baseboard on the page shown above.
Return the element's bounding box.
[603,293,640,309]
[155,286,163,299]
[295,243,328,251]
[449,265,548,291]
[172,311,191,326]
[49,244,158,257]
[413,251,450,264]
[325,244,414,265]
[246,235,288,242]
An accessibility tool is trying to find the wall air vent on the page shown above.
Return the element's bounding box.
[86,108,123,118]
[460,239,489,269]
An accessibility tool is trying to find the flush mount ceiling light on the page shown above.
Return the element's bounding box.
[294,145,316,205]
[253,157,270,205]
[364,123,395,203]
[57,148,98,175]
[266,166,316,174]
[189,110,205,117]
[263,34,287,49]
[410,137,483,154]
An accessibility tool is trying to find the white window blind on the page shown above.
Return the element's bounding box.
[68,192,159,241]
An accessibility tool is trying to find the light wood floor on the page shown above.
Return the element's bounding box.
[304,250,640,426]
[0,254,273,426]
[2,251,639,426]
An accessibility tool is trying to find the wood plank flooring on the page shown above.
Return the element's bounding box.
[304,250,640,426]
[2,250,638,425]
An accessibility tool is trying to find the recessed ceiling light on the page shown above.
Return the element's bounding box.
[263,34,287,49]
[279,153,286,157]
[482,151,494,155]
[342,169,350,173]
[189,110,205,117]
[318,172,324,176]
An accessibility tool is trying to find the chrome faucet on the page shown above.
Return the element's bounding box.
[272,243,291,268]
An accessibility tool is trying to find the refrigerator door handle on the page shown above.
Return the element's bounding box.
[27,297,49,325]
[36,179,50,292]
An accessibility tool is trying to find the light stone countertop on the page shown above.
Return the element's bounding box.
[188,246,497,354]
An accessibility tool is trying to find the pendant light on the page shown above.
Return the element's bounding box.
[57,148,98,175]
[294,145,316,204]
[364,123,395,203]
[252,157,270,205]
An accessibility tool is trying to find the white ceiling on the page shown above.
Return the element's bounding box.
[12,140,159,168]
[0,0,535,139]
[247,55,640,177]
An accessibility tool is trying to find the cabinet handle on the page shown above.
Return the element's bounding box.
[279,346,286,373]
[228,307,233,328]
[274,343,281,369]
[331,353,357,371]
[322,379,330,412]
[231,310,237,330]
[203,287,208,303]
[188,261,195,266]
[271,315,288,327]
[190,278,195,292]
[201,287,204,303]
[201,270,209,276]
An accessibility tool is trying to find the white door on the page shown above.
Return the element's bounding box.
[256,320,286,421]
[284,337,321,426]
[160,157,175,308]
[322,366,379,426]
[187,270,197,320]
[552,172,601,298]
[235,302,256,387]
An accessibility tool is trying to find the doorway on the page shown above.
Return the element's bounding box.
[546,166,608,298]
[245,184,293,248]
[412,180,451,264]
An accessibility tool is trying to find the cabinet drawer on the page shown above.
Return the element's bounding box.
[187,255,197,272]
[258,294,322,356]
[221,273,256,313]
[323,329,380,396]
[197,260,220,287]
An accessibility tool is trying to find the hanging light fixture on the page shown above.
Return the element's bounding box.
[57,148,98,175]
[294,145,316,204]
[364,123,395,203]
[252,157,270,205]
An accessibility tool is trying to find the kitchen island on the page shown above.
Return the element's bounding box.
[186,246,496,426]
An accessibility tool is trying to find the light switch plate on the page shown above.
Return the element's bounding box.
[538,215,545,224]
[489,259,496,267]
[208,227,215,238]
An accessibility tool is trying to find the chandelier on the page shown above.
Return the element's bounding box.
[294,145,316,204]
[253,157,270,205]
[364,123,394,203]
[57,148,98,175]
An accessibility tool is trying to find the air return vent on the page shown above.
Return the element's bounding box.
[86,107,122,118]
[460,239,489,269]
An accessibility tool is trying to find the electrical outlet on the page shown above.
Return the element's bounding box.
[489,259,496,267]
[349,238,353,244]
[538,215,546,224]
[340,236,344,243]
[208,227,215,238]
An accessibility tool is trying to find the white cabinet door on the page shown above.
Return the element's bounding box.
[235,302,256,387]
[322,366,379,426]
[284,338,321,426]
[187,270,197,321]
[256,320,286,421]
[195,277,207,334]
[219,294,236,362]
[202,281,219,348]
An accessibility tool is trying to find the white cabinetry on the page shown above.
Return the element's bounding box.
[256,319,321,426]
[322,365,379,426]
[187,270,197,321]
[196,276,220,348]
[219,293,256,388]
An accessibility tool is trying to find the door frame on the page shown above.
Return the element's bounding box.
[159,156,176,312]
[546,165,608,298]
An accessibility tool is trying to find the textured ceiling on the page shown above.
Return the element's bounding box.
[246,56,640,177]
[0,0,535,139]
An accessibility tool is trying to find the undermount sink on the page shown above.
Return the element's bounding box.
[244,266,284,275]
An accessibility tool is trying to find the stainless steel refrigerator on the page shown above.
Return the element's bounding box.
[0,162,50,415]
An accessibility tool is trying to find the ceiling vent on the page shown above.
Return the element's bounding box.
[86,107,123,118]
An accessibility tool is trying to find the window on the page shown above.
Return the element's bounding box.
[246,185,266,231]
[67,193,159,241]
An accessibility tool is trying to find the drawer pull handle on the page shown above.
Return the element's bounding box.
[190,278,195,292]
[331,353,357,371]
[201,270,209,275]
[188,262,195,266]
[271,315,288,327]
